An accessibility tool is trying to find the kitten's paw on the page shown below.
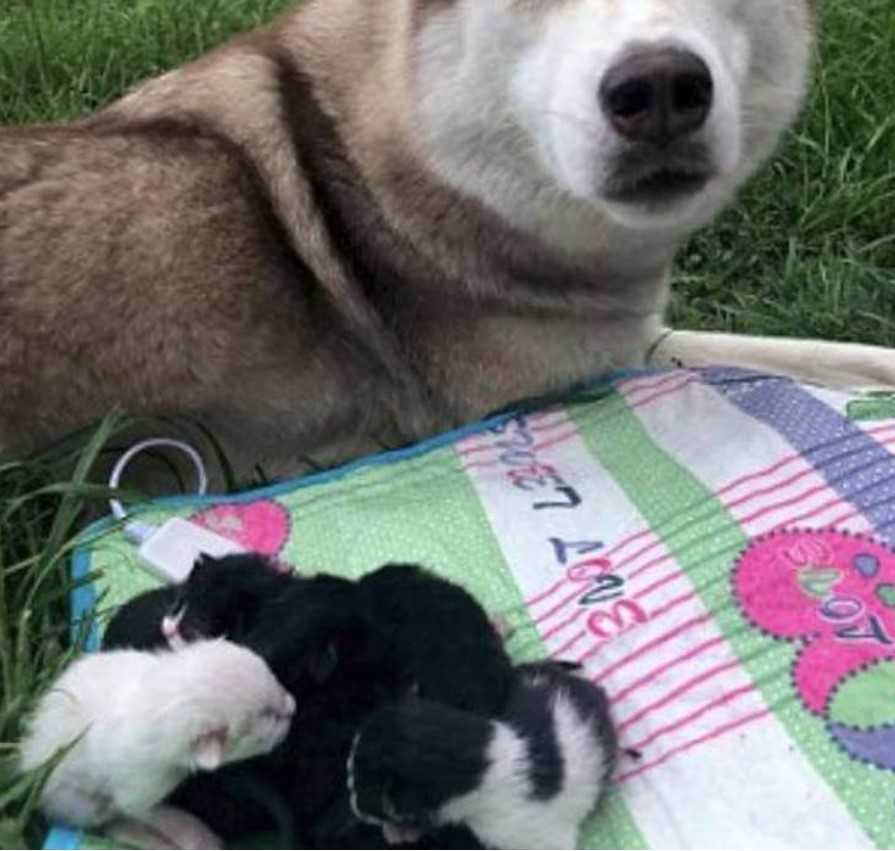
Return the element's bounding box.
[383,822,424,845]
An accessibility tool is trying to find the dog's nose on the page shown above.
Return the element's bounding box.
[599,48,713,146]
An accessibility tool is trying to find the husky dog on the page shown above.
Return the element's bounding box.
[1,0,891,478]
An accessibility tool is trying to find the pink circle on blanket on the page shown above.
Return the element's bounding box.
[189,499,291,556]
[733,529,895,716]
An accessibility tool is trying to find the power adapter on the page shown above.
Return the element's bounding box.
[109,438,245,584]
[128,517,246,584]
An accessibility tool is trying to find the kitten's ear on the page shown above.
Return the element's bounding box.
[192,727,228,771]
[188,553,214,580]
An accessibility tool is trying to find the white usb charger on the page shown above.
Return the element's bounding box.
[108,438,245,584]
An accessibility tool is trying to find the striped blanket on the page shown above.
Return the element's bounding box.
[54,367,895,849]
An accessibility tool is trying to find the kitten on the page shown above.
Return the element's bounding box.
[347,661,618,849]
[18,639,295,849]
[101,554,293,654]
[161,553,298,651]
[355,563,515,715]
[103,585,179,651]
[104,556,517,847]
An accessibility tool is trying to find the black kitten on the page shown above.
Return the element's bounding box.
[356,563,515,715]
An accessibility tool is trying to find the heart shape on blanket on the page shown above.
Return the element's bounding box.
[189,499,291,556]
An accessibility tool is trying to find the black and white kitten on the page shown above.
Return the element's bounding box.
[347,661,619,849]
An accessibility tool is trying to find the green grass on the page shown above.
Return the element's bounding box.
[0,0,893,846]
[673,1,895,344]
[0,419,131,849]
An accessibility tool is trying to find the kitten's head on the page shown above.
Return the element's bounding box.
[174,639,296,772]
[161,553,288,649]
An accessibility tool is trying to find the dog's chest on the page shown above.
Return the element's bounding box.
[416,310,662,419]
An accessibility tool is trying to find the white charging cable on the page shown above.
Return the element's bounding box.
[108,438,209,544]
[107,438,244,584]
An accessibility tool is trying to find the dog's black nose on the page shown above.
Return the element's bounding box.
[600,48,713,146]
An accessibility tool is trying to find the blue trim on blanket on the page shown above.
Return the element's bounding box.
[44,827,83,850]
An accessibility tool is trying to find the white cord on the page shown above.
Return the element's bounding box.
[108,438,209,544]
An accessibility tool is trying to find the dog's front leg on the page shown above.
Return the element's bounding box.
[648,329,895,392]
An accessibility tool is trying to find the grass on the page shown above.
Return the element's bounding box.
[0,0,893,846]
[0,419,131,848]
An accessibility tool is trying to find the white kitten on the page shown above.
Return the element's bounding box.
[18,639,295,849]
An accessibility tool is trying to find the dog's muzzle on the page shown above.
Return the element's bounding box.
[599,46,716,205]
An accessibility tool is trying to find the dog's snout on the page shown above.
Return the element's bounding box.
[599,48,713,146]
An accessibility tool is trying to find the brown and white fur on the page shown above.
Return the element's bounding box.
[17,639,295,849]
[1,0,891,480]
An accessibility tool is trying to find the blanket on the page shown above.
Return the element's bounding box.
[47,368,895,849]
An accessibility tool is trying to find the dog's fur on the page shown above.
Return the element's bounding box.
[2,0,893,479]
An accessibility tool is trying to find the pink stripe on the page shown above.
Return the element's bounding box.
[632,568,685,600]
[627,683,757,751]
[455,441,498,458]
[773,497,849,529]
[524,578,566,607]
[542,606,587,640]
[714,424,895,503]
[552,629,588,657]
[725,465,817,511]
[460,456,506,472]
[624,487,840,585]
[608,635,727,705]
[527,408,563,424]
[531,427,580,454]
[529,415,573,433]
[647,590,697,620]
[824,509,859,528]
[586,608,710,677]
[539,577,694,649]
[615,708,771,784]
[714,453,808,499]
[617,657,743,733]
[619,371,696,396]
[736,482,831,526]
[626,375,698,411]
[459,426,580,473]
[601,527,658,562]
[610,536,669,578]
[598,425,895,567]
[533,586,584,626]
[599,461,815,573]
[626,549,676,582]
[462,377,699,472]
[457,413,575,457]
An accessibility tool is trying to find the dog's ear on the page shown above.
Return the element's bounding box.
[192,726,228,771]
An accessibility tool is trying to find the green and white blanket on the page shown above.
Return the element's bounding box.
[50,368,895,849]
